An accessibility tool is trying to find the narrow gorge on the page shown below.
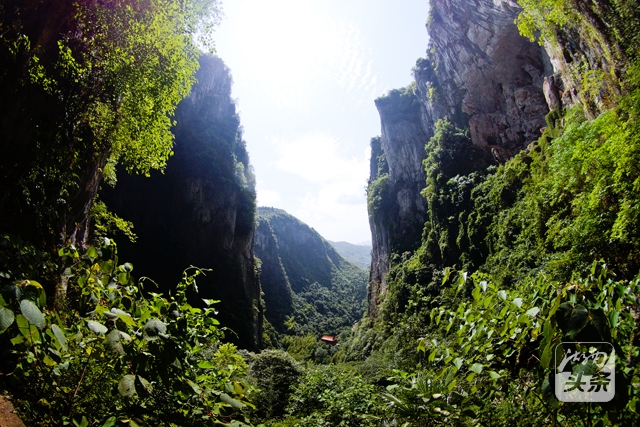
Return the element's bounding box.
[0,0,639,425]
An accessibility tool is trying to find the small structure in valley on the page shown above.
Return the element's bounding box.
[320,335,339,345]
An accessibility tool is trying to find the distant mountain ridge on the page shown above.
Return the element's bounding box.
[327,241,372,270]
[254,207,367,337]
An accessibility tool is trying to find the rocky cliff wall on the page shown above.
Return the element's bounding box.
[367,0,551,315]
[101,55,262,350]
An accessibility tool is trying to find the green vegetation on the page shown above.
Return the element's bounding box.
[0,0,220,249]
[247,350,302,420]
[1,239,254,426]
[374,84,421,124]
[1,0,640,426]
[336,2,640,426]
[285,364,381,427]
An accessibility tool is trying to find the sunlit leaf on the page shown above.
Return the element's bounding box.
[87,320,108,335]
[469,363,483,374]
[20,300,45,329]
[526,307,540,317]
[100,416,117,427]
[198,360,215,369]
[0,307,15,331]
[50,324,68,352]
[118,375,137,397]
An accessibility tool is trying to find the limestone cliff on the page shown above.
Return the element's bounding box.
[255,207,367,336]
[367,0,551,315]
[101,55,262,350]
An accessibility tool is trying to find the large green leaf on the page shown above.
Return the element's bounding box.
[453,357,463,371]
[111,308,136,327]
[86,247,99,260]
[73,416,88,427]
[20,299,45,329]
[100,416,117,427]
[106,329,124,355]
[50,324,68,352]
[0,306,15,331]
[143,318,167,340]
[556,302,589,339]
[16,314,40,343]
[87,320,108,335]
[526,307,540,318]
[198,360,216,369]
[118,375,137,397]
[219,393,245,410]
[469,363,484,374]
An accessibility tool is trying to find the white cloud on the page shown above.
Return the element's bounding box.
[269,136,371,243]
[257,188,282,206]
[222,0,379,110]
[273,133,367,183]
[295,183,369,244]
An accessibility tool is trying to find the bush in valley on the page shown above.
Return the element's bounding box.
[247,350,302,420]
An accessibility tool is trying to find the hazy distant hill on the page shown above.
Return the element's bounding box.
[327,241,372,269]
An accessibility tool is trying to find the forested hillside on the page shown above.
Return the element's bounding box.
[0,1,262,426]
[255,208,367,360]
[348,0,640,425]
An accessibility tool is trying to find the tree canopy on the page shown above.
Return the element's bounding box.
[0,0,220,248]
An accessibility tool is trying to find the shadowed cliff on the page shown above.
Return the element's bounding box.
[101,55,262,350]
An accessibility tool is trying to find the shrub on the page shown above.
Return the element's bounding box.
[248,350,302,419]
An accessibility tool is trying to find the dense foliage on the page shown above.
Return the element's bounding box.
[0,0,220,250]
[2,0,640,426]
[0,239,255,426]
[329,1,640,426]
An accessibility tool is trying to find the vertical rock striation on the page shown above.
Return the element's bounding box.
[102,55,262,350]
[367,0,551,315]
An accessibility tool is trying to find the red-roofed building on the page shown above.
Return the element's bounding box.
[320,335,339,345]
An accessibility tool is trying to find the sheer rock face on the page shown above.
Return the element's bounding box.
[102,55,262,350]
[368,0,551,314]
[424,0,550,152]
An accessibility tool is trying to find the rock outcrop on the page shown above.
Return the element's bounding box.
[101,55,262,350]
[367,0,551,315]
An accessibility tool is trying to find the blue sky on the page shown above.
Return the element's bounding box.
[214,0,430,244]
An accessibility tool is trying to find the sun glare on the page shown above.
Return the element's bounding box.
[229,0,373,109]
